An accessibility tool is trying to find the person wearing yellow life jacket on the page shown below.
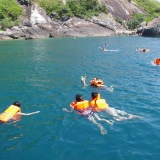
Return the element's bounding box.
[89,92,142,121]
[0,101,40,123]
[89,92,109,111]
[69,94,114,134]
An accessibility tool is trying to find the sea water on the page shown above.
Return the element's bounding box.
[0,36,160,160]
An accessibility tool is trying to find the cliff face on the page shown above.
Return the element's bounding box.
[0,0,151,40]
[99,0,147,20]
[137,18,160,36]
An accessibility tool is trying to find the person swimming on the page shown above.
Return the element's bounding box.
[99,47,108,52]
[104,44,108,47]
[136,49,149,52]
[89,92,141,121]
[67,94,114,134]
[0,101,40,123]
[90,77,105,87]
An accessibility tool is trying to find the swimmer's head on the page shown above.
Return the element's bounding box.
[13,101,21,108]
[75,94,84,102]
[91,92,99,99]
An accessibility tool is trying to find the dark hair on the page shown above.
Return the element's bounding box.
[13,101,21,107]
[75,94,84,102]
[91,92,98,99]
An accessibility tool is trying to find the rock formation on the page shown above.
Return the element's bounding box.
[137,17,160,36]
[0,0,150,40]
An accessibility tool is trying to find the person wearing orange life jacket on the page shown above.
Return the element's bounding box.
[90,77,105,87]
[69,94,113,134]
[154,58,160,65]
[89,92,142,121]
[0,101,40,123]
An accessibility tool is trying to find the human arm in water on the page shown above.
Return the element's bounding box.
[63,108,74,112]
[11,111,40,121]
[81,76,87,86]
[16,111,40,116]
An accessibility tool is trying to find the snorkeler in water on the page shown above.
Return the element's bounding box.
[99,47,108,52]
[104,44,108,47]
[90,77,106,87]
[64,94,114,135]
[89,92,141,121]
[0,101,40,123]
[136,49,150,52]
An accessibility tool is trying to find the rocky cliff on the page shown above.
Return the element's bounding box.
[0,0,151,40]
[137,17,160,36]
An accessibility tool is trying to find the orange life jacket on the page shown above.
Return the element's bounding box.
[70,100,89,110]
[0,105,21,123]
[154,58,160,65]
[90,80,104,86]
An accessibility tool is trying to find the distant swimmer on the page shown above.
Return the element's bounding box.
[0,101,40,123]
[104,44,108,46]
[68,94,114,135]
[81,76,87,86]
[90,77,105,87]
[89,92,142,121]
[99,47,118,52]
[99,47,107,52]
[136,49,150,52]
[154,58,160,65]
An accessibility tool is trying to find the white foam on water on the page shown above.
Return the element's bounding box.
[105,107,142,121]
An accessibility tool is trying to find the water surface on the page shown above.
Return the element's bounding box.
[0,36,160,160]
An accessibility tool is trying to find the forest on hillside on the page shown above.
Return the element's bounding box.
[0,0,160,30]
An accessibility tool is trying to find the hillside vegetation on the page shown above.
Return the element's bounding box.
[118,0,160,29]
[31,0,107,19]
[0,0,160,30]
[134,0,160,16]
[0,0,22,29]
[134,0,160,21]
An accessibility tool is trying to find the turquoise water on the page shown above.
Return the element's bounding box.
[0,36,160,160]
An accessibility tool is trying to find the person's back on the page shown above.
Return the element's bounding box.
[0,101,21,123]
[67,94,114,134]
[70,94,89,111]
[0,101,40,123]
[89,92,109,111]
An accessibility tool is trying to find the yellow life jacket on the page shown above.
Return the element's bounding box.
[74,100,89,110]
[89,94,109,110]
[95,99,109,110]
[0,105,21,123]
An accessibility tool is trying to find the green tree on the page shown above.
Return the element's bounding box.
[0,0,22,29]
